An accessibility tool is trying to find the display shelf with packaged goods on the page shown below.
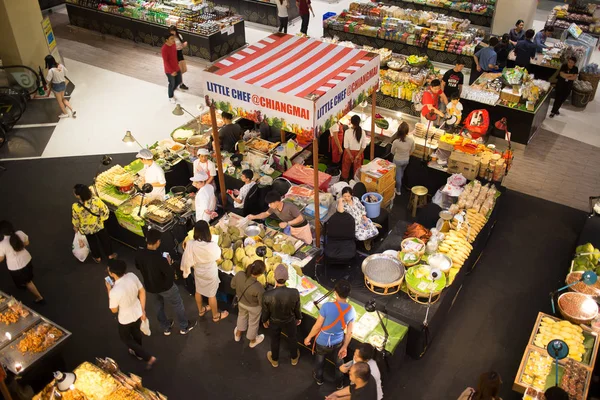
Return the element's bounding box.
[545,3,600,37]
[65,0,246,61]
[378,0,496,28]
[214,0,300,28]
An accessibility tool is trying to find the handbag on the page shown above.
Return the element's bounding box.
[232,279,259,309]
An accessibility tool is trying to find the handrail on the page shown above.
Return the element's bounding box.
[0,65,41,96]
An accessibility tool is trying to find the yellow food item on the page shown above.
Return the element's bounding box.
[533,317,586,361]
[522,350,552,391]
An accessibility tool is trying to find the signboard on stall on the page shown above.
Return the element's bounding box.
[41,17,57,53]
[567,23,582,39]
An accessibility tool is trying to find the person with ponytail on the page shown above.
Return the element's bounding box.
[0,221,44,303]
[231,260,266,348]
[341,115,369,180]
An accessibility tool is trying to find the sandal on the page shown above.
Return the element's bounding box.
[213,311,229,322]
[199,305,211,317]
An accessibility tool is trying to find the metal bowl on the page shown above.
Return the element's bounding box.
[428,253,453,272]
[558,292,599,325]
[244,224,261,238]
[361,254,405,283]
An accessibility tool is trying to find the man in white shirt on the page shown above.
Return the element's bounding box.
[106,260,157,369]
[227,169,255,215]
[190,171,216,222]
[339,343,383,400]
[137,149,166,201]
[193,149,216,186]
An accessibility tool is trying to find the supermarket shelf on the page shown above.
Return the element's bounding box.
[378,0,495,28]
[322,27,476,67]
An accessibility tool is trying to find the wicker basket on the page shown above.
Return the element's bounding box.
[579,72,600,101]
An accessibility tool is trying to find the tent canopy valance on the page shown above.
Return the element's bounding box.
[200,33,380,140]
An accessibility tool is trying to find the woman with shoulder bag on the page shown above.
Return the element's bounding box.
[231,260,266,348]
[0,221,45,303]
[72,184,116,263]
[458,371,502,400]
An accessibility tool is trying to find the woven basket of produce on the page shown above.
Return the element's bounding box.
[558,292,598,325]
[401,237,426,257]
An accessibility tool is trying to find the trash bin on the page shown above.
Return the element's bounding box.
[362,192,382,219]
[571,89,591,108]
[579,72,600,101]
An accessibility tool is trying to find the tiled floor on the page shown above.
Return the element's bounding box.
[32,1,600,211]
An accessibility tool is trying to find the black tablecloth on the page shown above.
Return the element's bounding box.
[577,215,600,246]
[404,156,449,195]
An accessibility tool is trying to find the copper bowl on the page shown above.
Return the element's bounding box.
[558,292,599,325]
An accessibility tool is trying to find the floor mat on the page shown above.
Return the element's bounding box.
[0,126,55,158]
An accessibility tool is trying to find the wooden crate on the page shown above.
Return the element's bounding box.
[381,181,396,208]
[361,158,396,193]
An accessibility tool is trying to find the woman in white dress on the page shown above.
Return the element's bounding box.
[181,221,229,322]
[337,187,379,250]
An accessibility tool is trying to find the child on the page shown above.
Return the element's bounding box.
[446,92,463,131]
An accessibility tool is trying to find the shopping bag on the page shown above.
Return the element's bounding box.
[140,318,151,336]
[72,232,89,262]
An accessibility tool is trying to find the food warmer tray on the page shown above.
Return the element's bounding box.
[145,218,177,233]
[0,306,42,351]
[246,137,279,154]
[0,319,72,375]
[0,291,9,308]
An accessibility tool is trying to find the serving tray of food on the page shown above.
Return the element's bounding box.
[0,300,41,350]
[246,137,279,154]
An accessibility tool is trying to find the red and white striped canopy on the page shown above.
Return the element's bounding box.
[212,34,377,99]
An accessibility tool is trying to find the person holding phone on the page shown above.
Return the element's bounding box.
[227,169,255,215]
[135,229,197,336]
[106,260,157,370]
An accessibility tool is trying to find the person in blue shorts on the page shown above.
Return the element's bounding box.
[304,279,356,389]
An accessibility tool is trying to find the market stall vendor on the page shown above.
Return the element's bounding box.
[514,30,537,69]
[329,121,344,164]
[260,120,282,143]
[534,26,553,53]
[471,37,499,84]
[550,56,579,118]
[137,149,166,201]
[247,191,313,244]
[193,149,216,186]
[219,112,242,153]
[342,115,370,180]
[190,171,217,222]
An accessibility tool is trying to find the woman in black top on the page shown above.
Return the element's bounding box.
[550,56,579,118]
[509,19,525,45]
[169,26,189,90]
[494,34,511,69]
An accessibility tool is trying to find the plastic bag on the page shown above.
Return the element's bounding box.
[72,232,89,263]
[140,318,151,336]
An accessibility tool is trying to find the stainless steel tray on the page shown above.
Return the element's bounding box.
[0,307,41,350]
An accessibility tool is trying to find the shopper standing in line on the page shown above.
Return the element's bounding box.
[304,279,356,388]
[169,26,189,91]
[339,343,383,400]
[276,0,290,33]
[534,26,554,53]
[262,264,302,368]
[341,115,369,181]
[457,371,502,400]
[72,184,117,263]
[181,221,229,322]
[550,56,579,118]
[106,259,157,369]
[297,0,315,36]
[231,260,266,348]
[137,149,166,201]
[0,221,45,303]
[326,362,377,400]
[508,19,525,46]
[162,33,181,104]
[442,62,465,99]
[514,29,537,69]
[135,229,197,336]
[471,37,499,84]
[44,55,76,119]
[390,121,414,196]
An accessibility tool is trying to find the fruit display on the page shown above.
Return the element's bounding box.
[572,243,600,274]
[397,0,496,16]
[521,349,553,391]
[533,317,586,362]
[16,323,64,354]
[405,264,447,294]
[374,113,390,129]
[407,55,428,66]
[438,229,472,269]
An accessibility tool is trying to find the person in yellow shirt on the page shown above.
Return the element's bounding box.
[72,184,117,263]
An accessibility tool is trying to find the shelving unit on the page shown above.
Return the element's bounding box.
[378,0,496,28]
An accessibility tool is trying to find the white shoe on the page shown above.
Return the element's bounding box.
[249,334,265,348]
[395,190,401,195]
[234,327,241,342]
[169,98,176,104]
[59,113,69,118]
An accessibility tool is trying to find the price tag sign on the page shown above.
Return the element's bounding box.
[568,23,582,39]
[221,25,235,35]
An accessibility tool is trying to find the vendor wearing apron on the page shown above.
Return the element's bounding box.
[137,149,166,201]
[193,149,216,187]
[329,121,344,164]
[304,279,356,388]
[247,191,312,244]
[190,171,216,222]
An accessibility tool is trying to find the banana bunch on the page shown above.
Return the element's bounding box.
[449,209,487,243]
[438,230,473,269]
[534,317,586,362]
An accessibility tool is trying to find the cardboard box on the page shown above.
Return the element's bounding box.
[447,151,481,181]
[361,158,396,193]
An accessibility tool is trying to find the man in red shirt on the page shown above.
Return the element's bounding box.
[420,79,445,125]
[162,33,181,103]
[296,0,315,35]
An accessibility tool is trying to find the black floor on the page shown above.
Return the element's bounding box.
[0,154,588,400]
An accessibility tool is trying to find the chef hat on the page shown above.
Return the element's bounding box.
[136,149,153,160]
[190,171,209,182]
[197,148,210,156]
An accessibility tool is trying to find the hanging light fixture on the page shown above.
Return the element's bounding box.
[122,131,144,149]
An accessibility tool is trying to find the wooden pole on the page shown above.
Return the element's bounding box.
[210,106,227,207]
[280,128,285,144]
[312,136,320,248]
[370,90,376,161]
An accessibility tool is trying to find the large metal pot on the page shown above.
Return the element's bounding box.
[186,135,211,156]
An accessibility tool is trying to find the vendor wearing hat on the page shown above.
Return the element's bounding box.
[262,264,302,368]
[193,149,216,186]
[190,171,216,222]
[247,191,312,244]
[137,149,166,201]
